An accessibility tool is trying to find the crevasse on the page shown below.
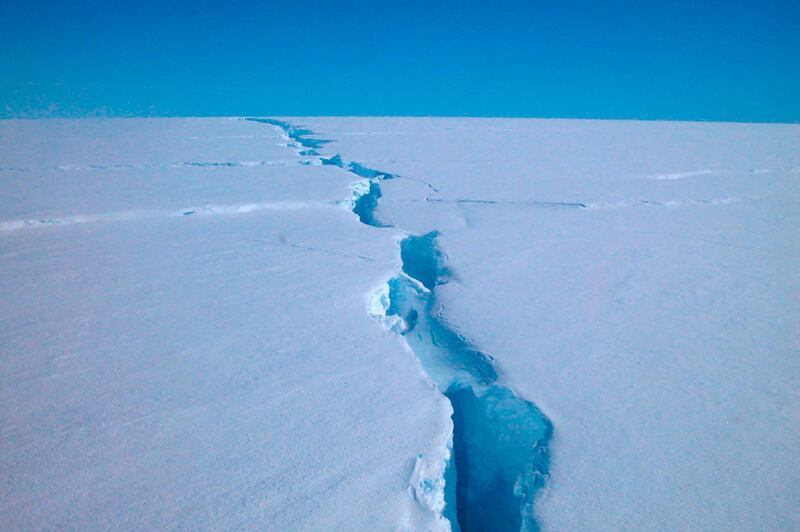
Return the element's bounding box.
[374,232,552,532]
[250,118,553,532]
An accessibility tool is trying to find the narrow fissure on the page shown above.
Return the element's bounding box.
[250,118,553,531]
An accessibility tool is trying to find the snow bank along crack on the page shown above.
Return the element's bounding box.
[253,118,553,531]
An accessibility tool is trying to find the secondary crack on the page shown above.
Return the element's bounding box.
[426,198,587,209]
[0,200,333,233]
[0,160,313,173]
[246,237,376,263]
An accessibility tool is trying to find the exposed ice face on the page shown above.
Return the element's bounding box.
[448,385,550,532]
[400,231,452,291]
[406,444,456,532]
[370,231,552,532]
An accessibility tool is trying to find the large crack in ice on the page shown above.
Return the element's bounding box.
[250,118,553,531]
[245,118,332,156]
[246,118,393,228]
[320,154,395,227]
[375,234,552,532]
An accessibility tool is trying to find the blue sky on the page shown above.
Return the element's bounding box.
[2,0,798,121]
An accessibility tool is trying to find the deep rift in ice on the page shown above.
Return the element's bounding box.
[249,118,552,531]
[376,233,552,531]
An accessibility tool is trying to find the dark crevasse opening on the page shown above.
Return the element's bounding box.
[385,232,552,531]
[322,153,397,181]
[348,161,396,180]
[344,160,396,228]
[447,385,551,532]
[352,180,391,228]
[400,231,452,291]
[321,154,345,167]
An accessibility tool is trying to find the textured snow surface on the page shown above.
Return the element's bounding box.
[2,117,799,531]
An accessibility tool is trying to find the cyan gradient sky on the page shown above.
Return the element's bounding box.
[2,0,798,121]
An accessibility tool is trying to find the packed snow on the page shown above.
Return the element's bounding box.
[1,117,798,530]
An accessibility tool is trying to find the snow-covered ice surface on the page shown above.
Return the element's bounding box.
[1,116,799,530]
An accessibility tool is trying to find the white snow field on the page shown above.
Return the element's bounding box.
[1,117,799,531]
